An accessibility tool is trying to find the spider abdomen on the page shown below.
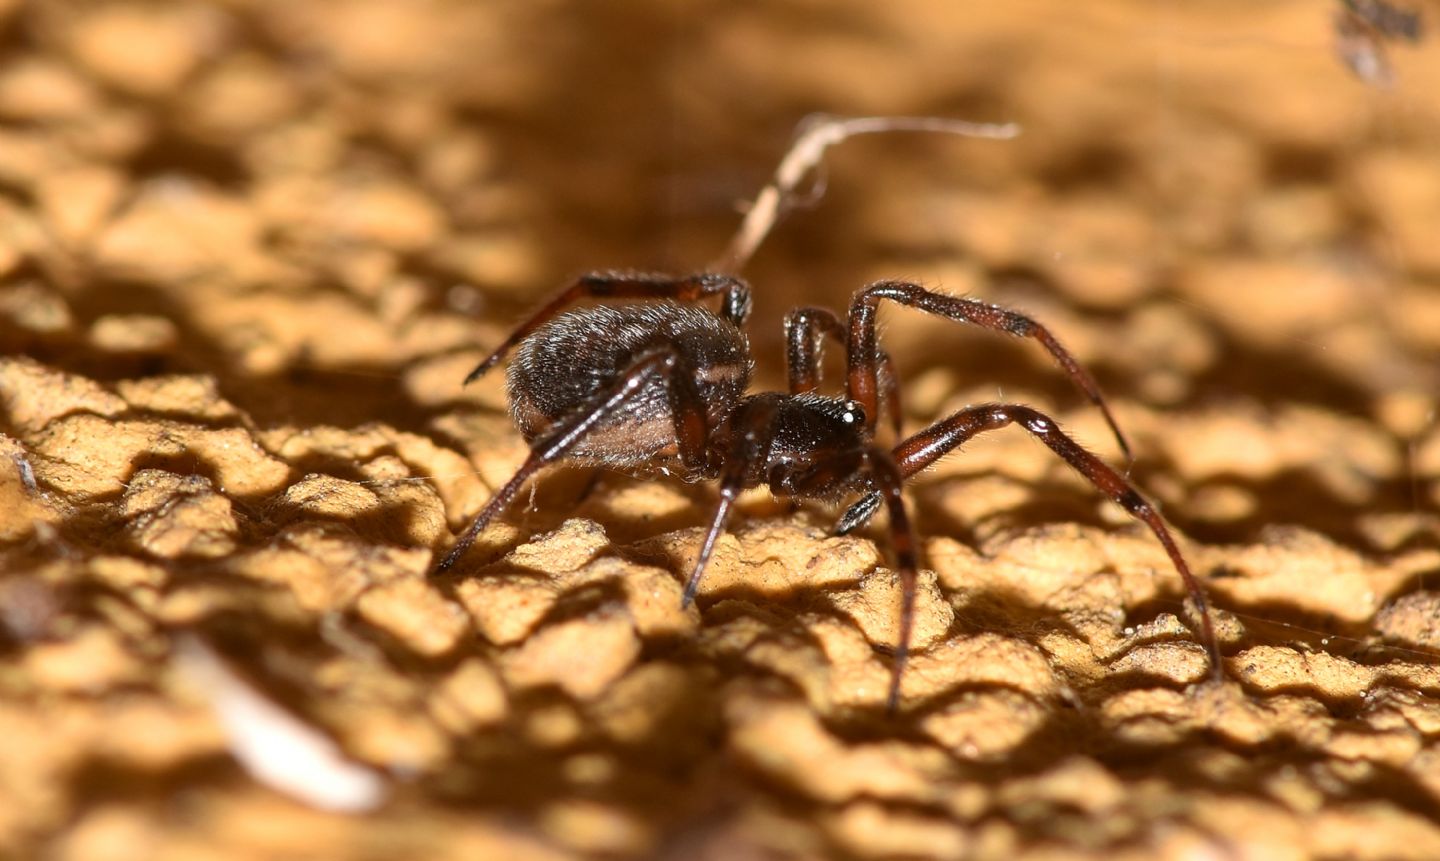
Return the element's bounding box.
[506,303,752,472]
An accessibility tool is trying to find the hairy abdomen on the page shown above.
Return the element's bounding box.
[506,303,751,472]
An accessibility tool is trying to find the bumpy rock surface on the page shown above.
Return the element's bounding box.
[1,2,1438,860]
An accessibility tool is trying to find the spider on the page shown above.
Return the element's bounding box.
[432,270,1221,710]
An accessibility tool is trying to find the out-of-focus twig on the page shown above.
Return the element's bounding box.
[712,115,1019,274]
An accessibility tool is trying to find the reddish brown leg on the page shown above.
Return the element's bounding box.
[861,446,920,713]
[433,344,715,574]
[681,396,781,605]
[845,281,1131,461]
[844,403,1219,676]
[463,272,752,384]
[785,307,903,436]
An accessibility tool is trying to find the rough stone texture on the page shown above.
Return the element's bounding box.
[0,1,1438,860]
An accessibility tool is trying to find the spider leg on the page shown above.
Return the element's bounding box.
[785,306,903,436]
[834,490,884,536]
[433,343,715,575]
[860,446,920,713]
[845,403,1219,677]
[463,271,752,384]
[681,396,781,605]
[845,280,1132,462]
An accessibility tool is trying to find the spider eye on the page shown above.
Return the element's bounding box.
[840,400,867,426]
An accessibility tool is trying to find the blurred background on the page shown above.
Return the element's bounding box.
[2,0,1436,545]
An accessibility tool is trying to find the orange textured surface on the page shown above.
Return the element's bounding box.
[1,2,1439,859]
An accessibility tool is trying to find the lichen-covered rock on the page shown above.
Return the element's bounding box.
[120,469,239,559]
[500,602,642,700]
[1,1,1439,858]
[354,576,470,658]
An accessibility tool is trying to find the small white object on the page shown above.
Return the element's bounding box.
[176,636,388,813]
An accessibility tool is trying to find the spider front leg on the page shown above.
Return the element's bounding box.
[860,446,920,713]
[679,400,922,714]
[845,280,1132,461]
[843,403,1220,676]
[463,271,752,384]
[785,307,904,436]
[432,342,715,575]
[681,396,782,604]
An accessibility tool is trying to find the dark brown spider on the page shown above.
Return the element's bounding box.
[432,270,1221,710]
